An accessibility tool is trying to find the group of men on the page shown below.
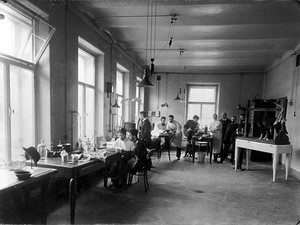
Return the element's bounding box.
[110,111,250,189]
[178,112,251,169]
[139,112,183,160]
[218,112,250,169]
[110,127,149,189]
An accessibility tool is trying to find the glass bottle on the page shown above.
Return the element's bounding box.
[37,140,47,160]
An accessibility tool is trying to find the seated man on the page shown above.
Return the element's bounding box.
[127,129,149,174]
[151,116,170,152]
[183,115,200,143]
[109,128,134,188]
[151,116,167,137]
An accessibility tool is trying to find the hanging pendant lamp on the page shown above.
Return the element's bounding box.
[175,88,182,100]
[112,99,120,108]
[174,93,181,100]
[138,67,153,87]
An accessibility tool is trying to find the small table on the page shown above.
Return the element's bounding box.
[0,167,57,224]
[27,151,121,224]
[191,135,214,163]
[235,137,292,182]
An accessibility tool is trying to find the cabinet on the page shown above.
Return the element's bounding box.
[246,98,287,162]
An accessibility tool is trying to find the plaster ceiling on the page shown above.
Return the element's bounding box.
[71,0,300,74]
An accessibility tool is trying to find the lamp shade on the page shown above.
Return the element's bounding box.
[138,68,153,87]
[174,93,181,100]
[112,99,120,108]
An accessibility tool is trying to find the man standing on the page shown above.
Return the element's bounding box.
[218,115,238,164]
[219,112,231,155]
[138,111,152,148]
[166,115,183,160]
[183,115,200,143]
[236,114,251,170]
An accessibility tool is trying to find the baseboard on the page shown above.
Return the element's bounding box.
[290,168,300,180]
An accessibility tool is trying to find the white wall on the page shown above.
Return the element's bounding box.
[264,45,300,173]
[145,72,264,127]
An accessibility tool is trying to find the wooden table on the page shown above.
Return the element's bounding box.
[235,137,292,182]
[0,167,57,224]
[191,135,214,163]
[27,152,121,224]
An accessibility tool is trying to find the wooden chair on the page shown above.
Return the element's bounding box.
[128,149,155,193]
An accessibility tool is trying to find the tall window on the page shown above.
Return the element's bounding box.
[78,48,95,140]
[0,3,41,162]
[186,84,218,127]
[116,70,124,127]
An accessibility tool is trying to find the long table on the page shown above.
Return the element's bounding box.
[27,152,121,224]
[235,137,292,182]
[191,135,214,163]
[0,167,57,223]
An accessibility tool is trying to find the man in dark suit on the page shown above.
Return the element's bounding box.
[236,114,251,169]
[138,111,152,148]
[219,112,231,155]
[218,115,238,164]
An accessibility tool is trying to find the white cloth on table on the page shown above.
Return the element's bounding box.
[112,137,134,151]
[209,120,222,154]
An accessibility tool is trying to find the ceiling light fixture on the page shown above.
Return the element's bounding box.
[138,0,155,87]
[111,99,120,108]
[168,15,177,48]
[138,67,153,87]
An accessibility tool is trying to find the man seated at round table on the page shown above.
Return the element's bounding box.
[151,116,171,150]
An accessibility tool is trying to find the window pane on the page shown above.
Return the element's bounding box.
[117,96,123,127]
[201,104,216,127]
[0,4,32,61]
[187,104,200,121]
[85,87,95,139]
[188,86,216,102]
[10,65,34,160]
[0,63,5,161]
[78,49,95,86]
[116,71,123,95]
[78,84,84,138]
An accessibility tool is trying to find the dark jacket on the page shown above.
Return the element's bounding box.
[140,118,152,148]
[220,118,231,140]
[237,120,251,137]
[223,122,238,144]
[130,139,148,174]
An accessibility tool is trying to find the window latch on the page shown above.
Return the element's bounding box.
[9,107,15,116]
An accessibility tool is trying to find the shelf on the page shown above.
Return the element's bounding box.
[248,108,281,112]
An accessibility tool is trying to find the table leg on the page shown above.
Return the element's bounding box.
[192,140,195,162]
[234,146,238,171]
[104,168,108,188]
[285,153,291,180]
[272,153,279,182]
[246,149,250,170]
[69,178,77,224]
[209,142,212,164]
[41,178,50,224]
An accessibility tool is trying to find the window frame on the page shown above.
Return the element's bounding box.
[115,69,124,127]
[186,84,219,126]
[78,47,96,140]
